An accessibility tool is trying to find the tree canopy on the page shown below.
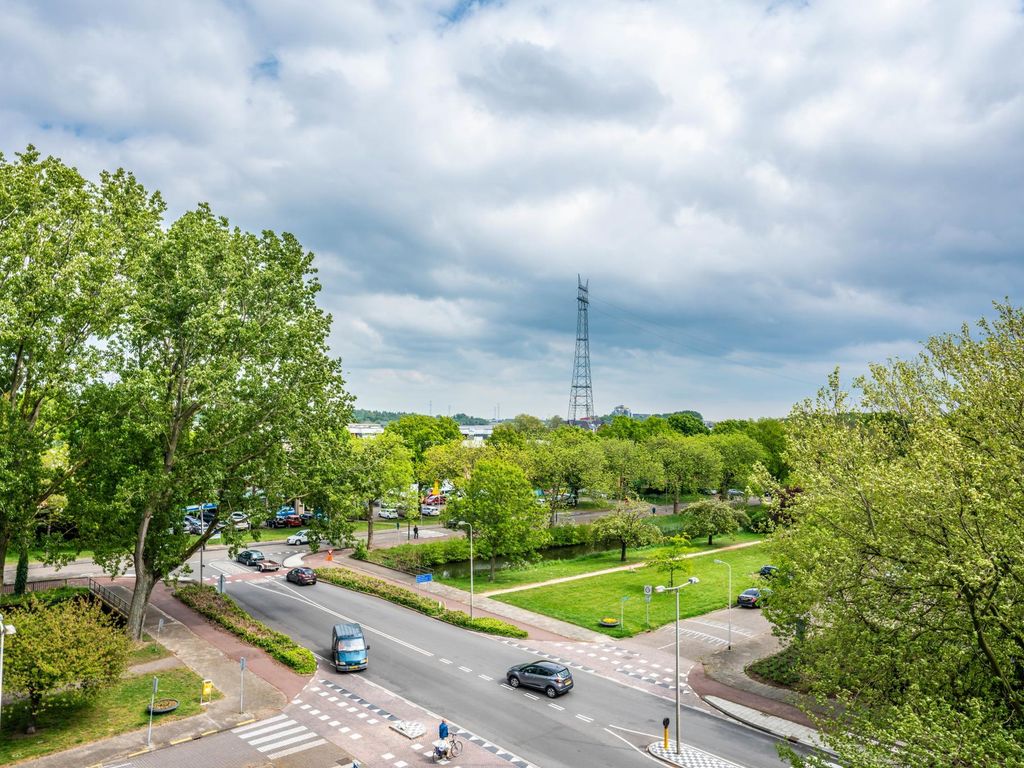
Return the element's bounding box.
[448,458,549,580]
[590,503,663,561]
[765,304,1024,766]
[3,596,131,732]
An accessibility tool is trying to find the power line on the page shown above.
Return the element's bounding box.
[589,295,819,388]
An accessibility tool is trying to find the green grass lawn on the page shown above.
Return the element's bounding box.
[0,666,218,764]
[493,541,773,638]
[128,635,172,666]
[436,532,764,593]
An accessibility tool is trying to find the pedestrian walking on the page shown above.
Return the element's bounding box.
[396,520,400,531]
[413,525,419,539]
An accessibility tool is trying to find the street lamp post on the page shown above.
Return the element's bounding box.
[457,521,474,619]
[656,576,699,755]
[0,614,15,732]
[713,559,732,650]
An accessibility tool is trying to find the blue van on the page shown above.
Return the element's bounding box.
[332,623,369,672]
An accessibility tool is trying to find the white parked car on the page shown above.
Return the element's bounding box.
[420,505,441,516]
[378,508,399,519]
[229,512,250,530]
[287,530,310,545]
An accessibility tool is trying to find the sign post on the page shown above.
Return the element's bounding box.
[662,717,670,750]
[147,676,159,747]
[644,584,652,626]
[239,657,246,714]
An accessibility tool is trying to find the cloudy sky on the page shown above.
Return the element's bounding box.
[3,1,1023,420]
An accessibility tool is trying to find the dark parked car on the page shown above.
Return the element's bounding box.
[759,565,778,578]
[506,660,574,698]
[236,549,266,567]
[286,567,317,585]
[738,587,771,608]
[268,514,302,528]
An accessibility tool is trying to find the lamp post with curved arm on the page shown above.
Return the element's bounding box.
[457,520,474,619]
[713,558,732,650]
[656,576,699,755]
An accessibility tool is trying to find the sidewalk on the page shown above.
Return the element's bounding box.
[17,581,308,768]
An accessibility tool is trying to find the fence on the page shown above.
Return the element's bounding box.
[87,577,131,616]
[0,576,91,595]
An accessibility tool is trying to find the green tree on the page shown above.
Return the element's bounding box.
[532,426,606,518]
[342,432,413,550]
[599,415,642,441]
[385,414,462,486]
[647,434,723,512]
[644,535,692,587]
[448,458,549,580]
[591,503,663,561]
[600,438,663,499]
[422,441,481,491]
[487,423,527,450]
[746,418,790,481]
[706,432,767,496]
[0,147,163,587]
[69,204,351,639]
[667,412,709,436]
[767,304,1024,765]
[684,499,742,546]
[4,597,130,732]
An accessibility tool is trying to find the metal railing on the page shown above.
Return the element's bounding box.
[87,577,131,616]
[0,576,91,595]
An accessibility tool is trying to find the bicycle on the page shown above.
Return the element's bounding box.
[432,734,463,761]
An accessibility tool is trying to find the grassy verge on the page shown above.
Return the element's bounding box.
[436,533,763,593]
[129,634,173,666]
[314,567,527,638]
[174,584,317,674]
[494,542,772,637]
[0,666,219,765]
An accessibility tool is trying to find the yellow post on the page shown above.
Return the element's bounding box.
[201,679,213,705]
[663,717,670,750]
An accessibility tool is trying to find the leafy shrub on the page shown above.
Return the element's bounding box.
[351,540,368,560]
[175,584,317,675]
[0,586,91,609]
[364,538,470,570]
[548,523,593,547]
[314,567,527,638]
[747,644,804,688]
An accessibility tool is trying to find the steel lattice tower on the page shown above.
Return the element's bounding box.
[568,276,595,425]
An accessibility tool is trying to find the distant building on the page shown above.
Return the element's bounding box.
[611,404,632,418]
[346,422,494,445]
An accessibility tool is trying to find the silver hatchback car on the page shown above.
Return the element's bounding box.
[506,660,574,698]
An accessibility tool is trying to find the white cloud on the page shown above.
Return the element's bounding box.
[2,0,1023,419]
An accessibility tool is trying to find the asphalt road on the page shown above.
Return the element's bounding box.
[225,573,798,768]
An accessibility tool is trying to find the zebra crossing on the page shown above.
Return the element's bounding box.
[231,713,327,759]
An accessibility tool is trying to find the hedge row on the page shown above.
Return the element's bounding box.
[174,584,318,674]
[313,567,527,638]
[0,586,91,608]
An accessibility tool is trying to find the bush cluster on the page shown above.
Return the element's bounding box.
[174,584,317,674]
[547,523,593,547]
[0,586,91,609]
[363,537,470,570]
[313,567,527,638]
[747,644,804,688]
